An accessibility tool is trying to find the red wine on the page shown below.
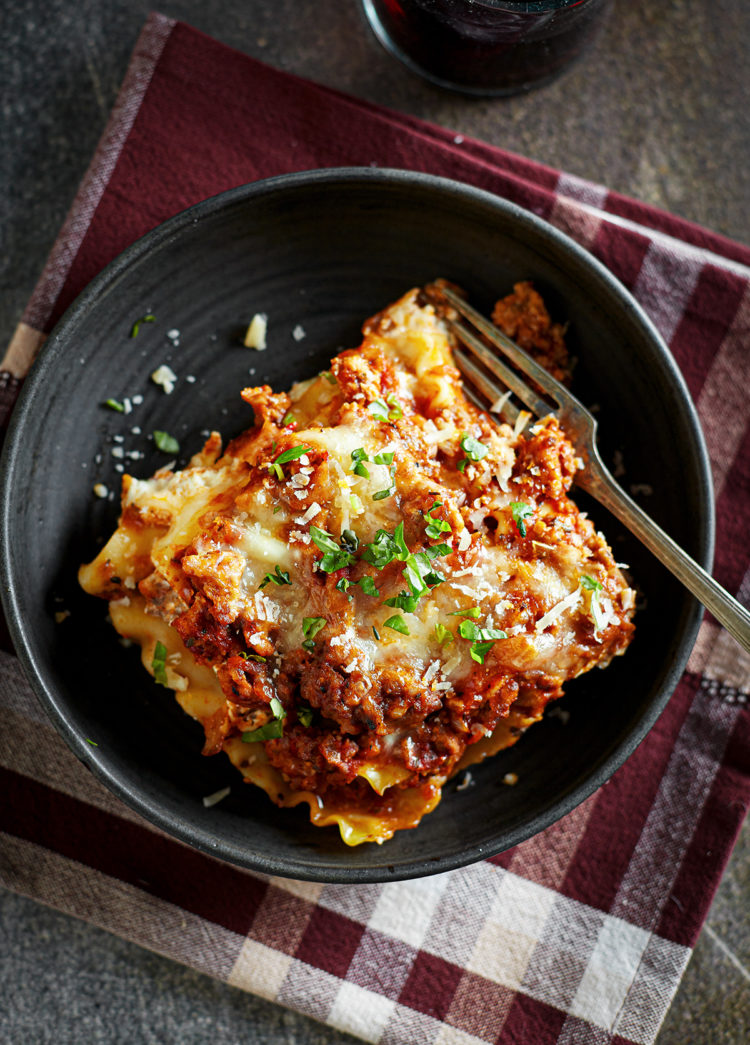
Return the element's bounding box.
[362,0,612,95]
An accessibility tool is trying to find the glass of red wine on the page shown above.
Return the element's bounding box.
[360,0,613,96]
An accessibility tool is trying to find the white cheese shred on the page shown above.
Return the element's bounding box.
[244,313,268,350]
[151,364,178,394]
[535,587,581,632]
[202,786,231,808]
[513,410,532,438]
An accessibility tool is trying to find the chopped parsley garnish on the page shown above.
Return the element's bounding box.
[351,448,370,478]
[310,525,341,553]
[85,738,99,746]
[424,501,452,540]
[457,619,481,641]
[104,398,125,413]
[258,565,291,589]
[130,313,155,338]
[386,393,404,419]
[335,575,378,597]
[372,626,381,640]
[241,696,286,743]
[241,720,284,742]
[267,444,312,480]
[369,393,403,422]
[449,606,481,619]
[434,623,454,646]
[456,619,508,664]
[281,411,296,426]
[153,430,180,454]
[297,705,314,727]
[403,550,445,596]
[319,547,356,573]
[580,574,603,591]
[319,370,337,385]
[361,522,410,569]
[510,501,534,537]
[384,614,410,635]
[357,575,380,596]
[238,651,267,662]
[468,641,499,665]
[363,524,448,615]
[152,641,169,686]
[302,616,326,641]
[457,433,489,472]
[340,529,359,553]
[456,620,504,641]
[331,520,447,616]
[373,486,395,501]
[309,525,356,572]
[384,590,421,613]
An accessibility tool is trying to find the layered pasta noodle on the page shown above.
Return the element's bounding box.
[79,285,635,845]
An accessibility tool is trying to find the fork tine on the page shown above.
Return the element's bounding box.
[434,285,750,653]
[441,286,577,414]
[448,317,551,419]
[453,348,521,425]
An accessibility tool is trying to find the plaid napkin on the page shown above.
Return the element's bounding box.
[1,14,748,1045]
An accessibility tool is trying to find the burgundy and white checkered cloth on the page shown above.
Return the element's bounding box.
[1,14,748,1045]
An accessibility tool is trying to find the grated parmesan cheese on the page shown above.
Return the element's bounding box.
[202,786,231,808]
[244,313,268,350]
[452,564,482,579]
[422,660,440,684]
[513,410,532,438]
[151,364,178,394]
[535,587,581,632]
[490,390,513,414]
[295,502,321,525]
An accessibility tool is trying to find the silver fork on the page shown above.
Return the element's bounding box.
[438,285,750,654]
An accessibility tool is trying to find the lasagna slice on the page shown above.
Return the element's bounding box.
[79,286,635,845]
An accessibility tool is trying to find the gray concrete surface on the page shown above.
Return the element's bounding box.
[1,1,748,1042]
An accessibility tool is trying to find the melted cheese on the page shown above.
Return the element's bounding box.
[80,287,635,846]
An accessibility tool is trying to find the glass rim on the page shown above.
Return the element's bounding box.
[426,0,601,10]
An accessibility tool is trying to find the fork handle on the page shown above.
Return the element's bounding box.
[581,459,750,654]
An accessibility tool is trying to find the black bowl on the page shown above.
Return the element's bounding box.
[0,169,712,882]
